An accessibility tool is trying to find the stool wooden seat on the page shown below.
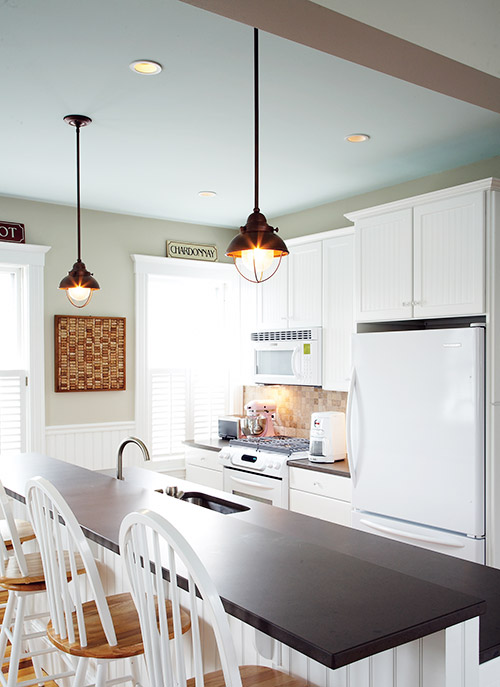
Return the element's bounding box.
[0,520,35,550]
[189,666,309,687]
[120,510,309,687]
[47,591,190,659]
[0,550,84,587]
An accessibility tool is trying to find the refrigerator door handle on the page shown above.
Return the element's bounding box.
[346,367,357,487]
[359,519,466,549]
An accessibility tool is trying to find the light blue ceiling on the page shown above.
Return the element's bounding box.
[1,0,499,228]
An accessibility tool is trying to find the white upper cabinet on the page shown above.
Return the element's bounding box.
[288,242,322,328]
[413,192,485,318]
[322,230,354,391]
[256,241,322,329]
[355,209,413,321]
[351,189,486,322]
[256,259,288,329]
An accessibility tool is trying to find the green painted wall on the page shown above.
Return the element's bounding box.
[0,196,235,426]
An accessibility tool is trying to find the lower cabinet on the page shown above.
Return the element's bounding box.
[185,448,223,490]
[289,467,352,526]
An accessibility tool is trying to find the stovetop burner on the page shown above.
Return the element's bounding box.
[229,435,310,455]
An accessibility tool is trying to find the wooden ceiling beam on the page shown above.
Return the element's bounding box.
[180,0,500,115]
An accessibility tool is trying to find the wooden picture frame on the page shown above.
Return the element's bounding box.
[55,315,126,392]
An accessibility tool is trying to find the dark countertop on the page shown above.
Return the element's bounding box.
[183,438,230,452]
[287,457,350,477]
[1,453,491,669]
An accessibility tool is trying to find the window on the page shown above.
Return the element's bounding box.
[0,244,49,454]
[0,267,26,454]
[134,256,239,462]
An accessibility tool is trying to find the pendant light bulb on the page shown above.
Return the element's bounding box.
[225,29,288,284]
[59,115,100,307]
[241,248,275,274]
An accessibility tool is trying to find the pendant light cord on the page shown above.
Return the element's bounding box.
[253,27,259,214]
[76,122,82,262]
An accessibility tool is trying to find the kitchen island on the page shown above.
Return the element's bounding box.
[1,453,497,687]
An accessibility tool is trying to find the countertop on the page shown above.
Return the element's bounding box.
[1,453,493,669]
[184,438,351,477]
[287,457,350,477]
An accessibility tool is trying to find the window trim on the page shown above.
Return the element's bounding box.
[132,254,237,455]
[0,243,50,452]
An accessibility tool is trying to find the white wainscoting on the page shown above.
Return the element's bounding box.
[45,421,137,471]
[45,422,186,477]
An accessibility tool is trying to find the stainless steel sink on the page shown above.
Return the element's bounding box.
[181,492,250,515]
[155,488,250,515]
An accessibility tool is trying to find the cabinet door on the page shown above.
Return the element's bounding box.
[322,232,354,391]
[289,489,351,526]
[185,465,223,490]
[288,242,322,327]
[355,209,413,321]
[413,191,485,318]
[256,260,288,329]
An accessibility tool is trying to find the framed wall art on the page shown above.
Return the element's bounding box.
[55,315,126,392]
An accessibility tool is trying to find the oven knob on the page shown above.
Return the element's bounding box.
[274,462,280,470]
[267,462,273,469]
[219,450,231,461]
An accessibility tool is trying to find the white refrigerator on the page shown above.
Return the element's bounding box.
[349,326,485,563]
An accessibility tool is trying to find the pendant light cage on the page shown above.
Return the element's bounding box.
[59,114,100,308]
[225,28,288,283]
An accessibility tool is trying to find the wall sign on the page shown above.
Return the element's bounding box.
[0,222,25,244]
[55,315,126,392]
[167,240,218,262]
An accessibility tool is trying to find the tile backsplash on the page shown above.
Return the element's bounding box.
[243,386,347,438]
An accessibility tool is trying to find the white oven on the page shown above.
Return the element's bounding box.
[251,328,322,386]
[219,438,310,509]
[223,466,288,508]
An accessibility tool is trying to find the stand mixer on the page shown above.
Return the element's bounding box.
[241,400,277,437]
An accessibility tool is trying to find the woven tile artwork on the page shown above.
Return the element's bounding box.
[55,316,126,392]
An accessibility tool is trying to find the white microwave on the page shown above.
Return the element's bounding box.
[251,328,322,386]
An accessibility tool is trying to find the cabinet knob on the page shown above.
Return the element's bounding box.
[402,301,412,307]
[412,300,422,306]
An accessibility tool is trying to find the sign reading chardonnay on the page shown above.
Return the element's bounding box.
[166,240,218,262]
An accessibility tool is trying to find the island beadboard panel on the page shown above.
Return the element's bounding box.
[243,385,347,437]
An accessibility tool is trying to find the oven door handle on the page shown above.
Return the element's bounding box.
[228,475,276,490]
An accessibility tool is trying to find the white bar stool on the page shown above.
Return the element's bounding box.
[119,508,309,687]
[26,476,191,687]
[0,479,79,687]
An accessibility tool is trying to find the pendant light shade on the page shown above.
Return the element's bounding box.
[225,29,288,283]
[59,114,100,308]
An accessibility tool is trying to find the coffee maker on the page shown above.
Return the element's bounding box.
[308,411,346,462]
[241,400,277,437]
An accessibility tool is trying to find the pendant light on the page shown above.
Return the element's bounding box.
[225,29,288,283]
[59,115,100,308]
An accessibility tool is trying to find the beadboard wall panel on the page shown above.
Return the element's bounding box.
[45,421,137,470]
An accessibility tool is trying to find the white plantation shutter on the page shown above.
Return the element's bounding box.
[151,370,187,457]
[0,371,26,455]
[192,373,227,440]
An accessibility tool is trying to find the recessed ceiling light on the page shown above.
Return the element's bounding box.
[345,133,370,143]
[129,60,162,75]
[198,191,217,198]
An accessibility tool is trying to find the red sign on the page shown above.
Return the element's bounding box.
[0,222,25,244]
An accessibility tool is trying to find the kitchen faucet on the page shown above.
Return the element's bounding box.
[116,436,150,480]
